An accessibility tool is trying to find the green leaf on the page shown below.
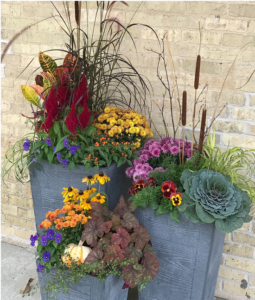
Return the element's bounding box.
[21,85,41,108]
[184,205,202,223]
[33,141,43,150]
[48,246,55,256]
[39,52,57,77]
[53,122,60,134]
[170,209,180,223]
[195,203,215,223]
[47,149,54,164]
[84,125,97,136]
[85,163,91,172]
[53,241,58,248]
[68,161,75,171]
[148,200,159,210]
[54,135,69,153]
[78,134,88,144]
[215,217,243,233]
[37,244,43,252]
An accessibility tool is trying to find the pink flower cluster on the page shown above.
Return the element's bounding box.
[125,137,192,182]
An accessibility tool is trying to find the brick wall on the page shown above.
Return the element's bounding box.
[1,2,255,299]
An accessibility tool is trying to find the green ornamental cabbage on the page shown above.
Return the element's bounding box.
[179,169,252,233]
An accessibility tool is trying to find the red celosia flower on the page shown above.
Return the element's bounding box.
[78,102,91,130]
[56,85,71,108]
[161,181,177,198]
[43,86,59,132]
[73,75,90,106]
[66,102,79,135]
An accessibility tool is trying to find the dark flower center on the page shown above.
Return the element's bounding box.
[88,175,92,179]
[97,196,101,200]
[86,199,91,203]
[99,172,104,177]
[79,190,83,195]
[68,187,73,192]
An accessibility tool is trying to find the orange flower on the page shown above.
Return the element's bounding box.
[46,211,51,219]
[61,207,68,213]
[72,215,79,223]
[74,205,82,211]
[65,205,71,211]
[63,221,70,228]
[95,142,99,147]
[56,223,63,230]
[54,218,60,224]
[39,224,43,229]
[68,210,75,216]
[70,203,75,208]
[44,221,52,229]
[70,221,77,228]
[55,209,61,215]
[60,217,65,222]
[82,216,88,224]
[50,212,57,220]
[65,216,72,221]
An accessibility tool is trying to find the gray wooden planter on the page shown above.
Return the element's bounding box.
[29,161,132,230]
[37,260,128,300]
[135,208,225,300]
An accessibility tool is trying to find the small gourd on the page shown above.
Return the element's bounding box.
[62,240,91,267]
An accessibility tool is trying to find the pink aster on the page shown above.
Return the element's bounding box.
[139,154,149,164]
[161,143,169,154]
[135,163,143,171]
[155,167,167,172]
[151,147,161,157]
[125,167,134,178]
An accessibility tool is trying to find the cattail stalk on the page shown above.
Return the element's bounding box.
[191,54,201,156]
[182,91,187,165]
[75,1,81,51]
[198,108,207,154]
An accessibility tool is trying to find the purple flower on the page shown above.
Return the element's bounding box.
[125,167,134,178]
[46,138,52,146]
[142,163,153,173]
[37,263,45,273]
[47,229,55,240]
[53,147,56,153]
[36,149,40,153]
[62,159,68,167]
[170,145,179,155]
[139,172,148,181]
[184,149,192,158]
[133,171,141,182]
[70,145,78,155]
[56,153,62,163]
[161,144,169,154]
[141,149,153,159]
[139,154,149,164]
[42,252,51,262]
[149,144,158,153]
[41,139,44,143]
[30,233,38,246]
[154,167,167,172]
[151,148,161,157]
[33,158,37,162]
[132,159,139,167]
[40,235,48,246]
[54,233,62,244]
[135,163,143,171]
[160,137,171,146]
[23,138,30,151]
[143,139,156,149]
[63,138,69,149]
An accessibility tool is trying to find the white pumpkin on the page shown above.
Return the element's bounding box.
[62,240,91,267]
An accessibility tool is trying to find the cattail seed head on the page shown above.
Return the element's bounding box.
[182,91,187,126]
[75,1,81,26]
[198,108,207,154]
[194,55,201,90]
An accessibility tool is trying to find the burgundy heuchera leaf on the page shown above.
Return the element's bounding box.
[113,196,135,218]
[81,219,105,247]
[121,255,142,288]
[130,225,150,250]
[104,245,124,263]
[104,221,112,233]
[84,247,103,264]
[121,212,139,230]
[111,227,131,248]
[142,252,159,281]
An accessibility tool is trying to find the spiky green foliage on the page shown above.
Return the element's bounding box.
[199,131,255,203]
[179,169,252,233]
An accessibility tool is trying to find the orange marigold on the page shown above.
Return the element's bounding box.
[50,212,57,220]
[39,224,43,229]
[65,216,72,221]
[56,223,63,230]
[44,221,52,229]
[70,221,77,228]
[54,218,60,224]
[61,207,68,213]
[82,217,88,224]
[68,210,75,216]
[65,205,71,211]
[46,211,51,219]
[60,217,65,222]
[63,221,70,228]
[55,209,61,214]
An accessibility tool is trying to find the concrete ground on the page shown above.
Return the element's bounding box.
[1,242,226,300]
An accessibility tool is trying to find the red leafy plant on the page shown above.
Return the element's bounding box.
[81,196,160,289]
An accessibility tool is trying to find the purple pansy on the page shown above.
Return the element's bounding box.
[37,263,45,273]
[47,229,55,240]
[33,158,37,162]
[46,138,52,146]
[63,138,69,149]
[53,147,56,153]
[56,153,62,163]
[40,235,48,246]
[40,139,44,143]
[23,138,30,151]
[30,233,38,246]
[54,233,62,244]
[70,145,78,155]
[42,252,51,262]
[62,159,68,167]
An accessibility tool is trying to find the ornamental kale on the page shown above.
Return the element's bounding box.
[179,169,252,233]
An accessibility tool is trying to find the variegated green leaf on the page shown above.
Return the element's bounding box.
[43,76,52,97]
[21,85,41,108]
[39,51,57,78]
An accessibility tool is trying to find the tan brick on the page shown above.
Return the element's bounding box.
[142,28,181,42]
[233,232,255,247]
[240,80,255,93]
[2,88,14,101]
[238,222,251,231]
[229,4,255,18]
[6,215,33,230]
[222,33,254,47]
[22,5,53,18]
[20,55,40,68]
[18,208,35,219]
[5,182,21,195]
[223,243,254,259]
[1,78,14,88]
[182,30,222,46]
[13,43,40,55]
[248,20,255,34]
[37,19,62,32]
[126,12,163,27]
[243,50,255,62]
[232,107,255,121]
[22,185,32,198]
[226,257,255,273]
[248,124,255,135]
[169,43,199,58]
[1,213,6,222]
[205,17,248,32]
[213,121,244,134]
[253,224,255,234]
[218,266,245,282]
[1,17,6,27]
[22,31,52,44]
[1,223,15,236]
[222,135,255,149]
[223,281,255,298]
[16,228,34,240]
[250,95,255,107]
[1,204,18,216]
[6,17,37,29]
[201,45,240,61]
[146,1,185,13]
[182,59,221,75]
[163,15,200,29]
[250,275,255,286]
[1,101,11,112]
[1,3,20,16]
[1,193,9,204]
[187,2,227,14]
[9,195,33,208]
[211,91,246,106]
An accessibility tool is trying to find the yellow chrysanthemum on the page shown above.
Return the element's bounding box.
[104,106,111,113]
[109,119,116,126]
[91,193,106,204]
[129,127,136,134]
[123,121,130,128]
[101,124,107,130]
[108,130,114,137]
[140,129,147,137]
[94,172,110,185]
[82,175,97,185]
[117,127,122,134]
[117,119,123,125]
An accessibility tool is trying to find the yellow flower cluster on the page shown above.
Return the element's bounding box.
[93,106,153,140]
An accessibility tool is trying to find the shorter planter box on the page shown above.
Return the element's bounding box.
[135,208,225,300]
[37,260,128,300]
[29,161,132,229]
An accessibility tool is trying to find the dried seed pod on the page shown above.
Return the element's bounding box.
[35,121,43,132]
[182,91,187,126]
[35,75,44,87]
[198,108,207,154]
[194,55,201,90]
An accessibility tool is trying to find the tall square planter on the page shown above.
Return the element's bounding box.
[37,260,128,300]
[135,208,225,300]
[29,161,132,229]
